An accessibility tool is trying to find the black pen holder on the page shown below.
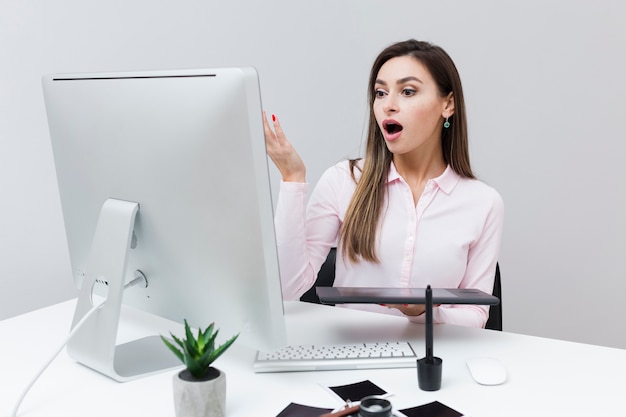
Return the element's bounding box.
[417,357,443,391]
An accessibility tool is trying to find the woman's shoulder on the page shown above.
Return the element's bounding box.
[312,159,363,202]
[321,159,364,181]
[461,176,500,193]
[309,159,362,207]
[458,176,504,211]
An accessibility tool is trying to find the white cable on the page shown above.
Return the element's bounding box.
[10,300,105,417]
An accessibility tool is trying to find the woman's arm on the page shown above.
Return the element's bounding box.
[264,112,342,299]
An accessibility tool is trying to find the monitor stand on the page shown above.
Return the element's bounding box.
[66,198,180,382]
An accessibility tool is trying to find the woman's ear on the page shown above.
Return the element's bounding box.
[442,92,455,118]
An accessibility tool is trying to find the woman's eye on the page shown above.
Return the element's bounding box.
[401,88,417,96]
[374,89,387,98]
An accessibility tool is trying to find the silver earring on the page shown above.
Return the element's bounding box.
[444,117,451,129]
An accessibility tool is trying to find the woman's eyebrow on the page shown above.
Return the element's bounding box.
[397,76,423,85]
[374,76,423,86]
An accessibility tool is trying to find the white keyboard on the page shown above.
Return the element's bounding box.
[253,341,418,373]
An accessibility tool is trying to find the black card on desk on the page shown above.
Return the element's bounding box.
[399,401,462,417]
[275,402,332,417]
[327,379,388,402]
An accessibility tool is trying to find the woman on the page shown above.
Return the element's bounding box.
[263,39,504,328]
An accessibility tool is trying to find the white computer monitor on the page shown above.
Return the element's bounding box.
[42,67,287,381]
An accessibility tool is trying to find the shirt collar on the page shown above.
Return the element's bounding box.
[387,162,461,195]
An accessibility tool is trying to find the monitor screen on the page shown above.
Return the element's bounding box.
[42,67,286,381]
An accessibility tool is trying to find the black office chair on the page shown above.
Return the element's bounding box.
[299,247,337,305]
[300,248,503,331]
[485,263,502,331]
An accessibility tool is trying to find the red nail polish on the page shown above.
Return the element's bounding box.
[272,114,276,122]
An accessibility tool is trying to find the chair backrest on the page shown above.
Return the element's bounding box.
[299,248,503,331]
[485,263,503,331]
[299,248,337,304]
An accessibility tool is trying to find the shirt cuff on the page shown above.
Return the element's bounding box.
[280,180,308,193]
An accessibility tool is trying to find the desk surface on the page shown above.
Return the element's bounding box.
[2,300,624,417]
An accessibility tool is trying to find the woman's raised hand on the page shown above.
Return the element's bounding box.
[263,111,306,183]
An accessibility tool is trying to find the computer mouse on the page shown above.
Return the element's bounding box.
[465,357,507,385]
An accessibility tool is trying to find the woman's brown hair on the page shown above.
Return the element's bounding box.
[339,39,474,263]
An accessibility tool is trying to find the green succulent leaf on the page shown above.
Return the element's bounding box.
[207,328,218,353]
[170,333,185,350]
[208,333,239,364]
[182,320,199,356]
[160,335,184,364]
[202,323,215,347]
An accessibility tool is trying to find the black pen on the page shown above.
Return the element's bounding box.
[425,285,434,363]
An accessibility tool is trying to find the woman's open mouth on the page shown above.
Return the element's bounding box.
[383,119,403,141]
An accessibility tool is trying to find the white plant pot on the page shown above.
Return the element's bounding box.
[172,367,226,417]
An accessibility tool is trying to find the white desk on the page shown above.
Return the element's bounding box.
[2,299,624,417]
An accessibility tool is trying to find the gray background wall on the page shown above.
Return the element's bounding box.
[1,0,625,348]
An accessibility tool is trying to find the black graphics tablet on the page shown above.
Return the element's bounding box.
[316,287,500,306]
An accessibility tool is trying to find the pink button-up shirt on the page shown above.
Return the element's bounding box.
[275,160,504,328]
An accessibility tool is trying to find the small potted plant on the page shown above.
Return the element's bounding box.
[162,320,239,417]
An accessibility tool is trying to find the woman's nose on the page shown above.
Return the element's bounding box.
[383,95,398,113]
